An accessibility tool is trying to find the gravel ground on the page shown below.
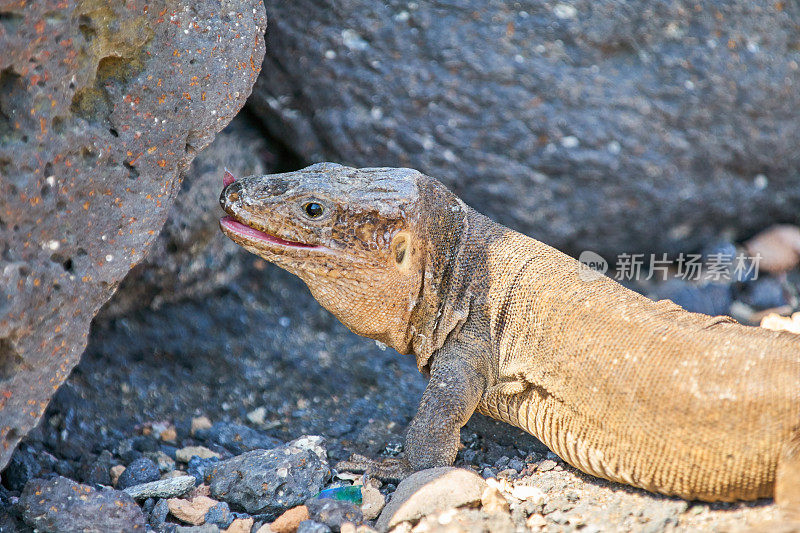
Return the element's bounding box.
[1,247,794,531]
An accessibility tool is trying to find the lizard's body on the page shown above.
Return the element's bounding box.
[219,164,800,506]
[475,225,798,501]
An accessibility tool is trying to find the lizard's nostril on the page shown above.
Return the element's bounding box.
[223,168,236,187]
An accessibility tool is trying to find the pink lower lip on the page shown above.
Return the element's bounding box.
[219,216,317,248]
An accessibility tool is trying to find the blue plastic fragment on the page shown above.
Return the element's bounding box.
[313,484,363,504]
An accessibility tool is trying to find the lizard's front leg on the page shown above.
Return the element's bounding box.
[338,339,486,481]
[405,349,486,470]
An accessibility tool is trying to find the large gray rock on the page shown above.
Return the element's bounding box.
[208,436,329,517]
[0,0,267,469]
[19,476,146,532]
[250,0,800,257]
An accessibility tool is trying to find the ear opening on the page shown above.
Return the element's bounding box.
[392,231,412,271]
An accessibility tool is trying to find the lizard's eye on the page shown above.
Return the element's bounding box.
[303,202,324,218]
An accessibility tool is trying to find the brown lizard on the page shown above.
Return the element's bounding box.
[219,163,800,509]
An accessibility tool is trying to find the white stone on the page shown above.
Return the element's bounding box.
[553,3,577,19]
[561,136,579,148]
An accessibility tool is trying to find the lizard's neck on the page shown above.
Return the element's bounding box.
[408,179,478,371]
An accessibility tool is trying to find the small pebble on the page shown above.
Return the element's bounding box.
[150,498,170,529]
[744,224,800,274]
[177,446,221,463]
[19,476,146,531]
[360,484,385,520]
[124,475,196,500]
[537,460,557,472]
[168,495,219,525]
[521,499,545,516]
[175,525,218,533]
[247,406,267,425]
[132,435,160,453]
[192,416,213,435]
[117,457,160,489]
[142,497,156,514]
[148,450,177,473]
[110,464,126,486]
[510,485,546,504]
[270,505,310,533]
[205,502,234,529]
[116,439,143,464]
[527,513,547,529]
[78,450,113,486]
[188,456,221,485]
[494,456,510,468]
[225,517,254,533]
[460,449,478,464]
[161,426,178,443]
[761,312,800,334]
[481,486,510,514]
[507,458,525,472]
[191,484,212,498]
[208,437,329,515]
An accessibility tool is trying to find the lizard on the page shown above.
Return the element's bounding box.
[218,162,800,509]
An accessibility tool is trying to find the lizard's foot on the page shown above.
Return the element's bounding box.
[336,453,414,483]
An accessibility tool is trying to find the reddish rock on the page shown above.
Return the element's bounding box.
[0,0,267,468]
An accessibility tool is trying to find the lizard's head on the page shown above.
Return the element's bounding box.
[219,162,439,353]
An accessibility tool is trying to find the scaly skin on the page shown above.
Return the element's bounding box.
[219,163,800,507]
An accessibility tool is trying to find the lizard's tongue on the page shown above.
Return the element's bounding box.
[223,168,236,187]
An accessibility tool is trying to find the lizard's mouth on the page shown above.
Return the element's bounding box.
[219,216,318,249]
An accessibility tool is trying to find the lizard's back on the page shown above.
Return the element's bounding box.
[476,222,800,501]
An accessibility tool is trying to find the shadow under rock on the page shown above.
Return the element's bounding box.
[43,258,426,464]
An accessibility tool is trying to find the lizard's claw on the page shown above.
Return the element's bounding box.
[336,453,414,483]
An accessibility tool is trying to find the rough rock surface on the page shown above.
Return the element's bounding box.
[1,444,41,491]
[123,474,196,500]
[100,116,269,318]
[19,475,146,531]
[250,0,800,257]
[208,436,330,517]
[0,0,267,468]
